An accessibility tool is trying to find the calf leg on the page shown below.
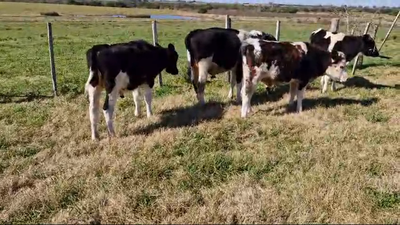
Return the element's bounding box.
[230,63,243,103]
[132,87,141,117]
[228,69,235,100]
[296,85,307,113]
[321,75,329,93]
[331,80,337,91]
[241,75,257,118]
[143,84,153,118]
[191,64,199,98]
[87,84,102,140]
[103,88,119,138]
[197,58,210,105]
[289,80,298,106]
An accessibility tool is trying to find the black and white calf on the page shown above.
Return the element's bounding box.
[310,28,380,93]
[240,38,348,117]
[85,40,179,140]
[184,27,276,105]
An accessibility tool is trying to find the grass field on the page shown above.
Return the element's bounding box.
[0,2,399,224]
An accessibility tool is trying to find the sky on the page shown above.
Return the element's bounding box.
[197,0,400,7]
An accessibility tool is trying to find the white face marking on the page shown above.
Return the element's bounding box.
[243,38,262,58]
[324,31,346,52]
[249,30,263,36]
[292,42,308,54]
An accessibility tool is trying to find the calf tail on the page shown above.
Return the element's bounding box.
[184,31,197,84]
[85,44,109,95]
[185,50,192,83]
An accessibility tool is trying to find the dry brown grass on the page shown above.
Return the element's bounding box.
[1,73,399,223]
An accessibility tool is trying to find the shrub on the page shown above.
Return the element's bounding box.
[105,1,127,8]
[198,7,208,14]
[40,12,60,16]
[84,1,103,7]
[67,0,82,5]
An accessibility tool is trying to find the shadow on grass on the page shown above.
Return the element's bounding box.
[357,61,400,70]
[339,76,400,90]
[0,93,53,104]
[264,97,379,116]
[132,100,226,135]
[301,97,379,110]
[251,83,321,106]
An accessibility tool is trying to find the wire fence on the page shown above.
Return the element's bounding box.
[0,13,398,102]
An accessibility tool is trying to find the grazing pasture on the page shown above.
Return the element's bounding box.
[0,2,399,223]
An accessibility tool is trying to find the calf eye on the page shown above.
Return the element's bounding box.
[340,66,345,69]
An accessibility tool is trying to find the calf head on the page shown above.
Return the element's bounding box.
[242,44,258,79]
[362,34,379,57]
[325,50,348,83]
[163,43,179,75]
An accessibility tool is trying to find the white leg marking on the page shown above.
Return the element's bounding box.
[103,89,118,137]
[241,63,258,117]
[296,86,306,113]
[289,80,298,105]
[228,71,235,100]
[88,84,102,140]
[321,75,329,93]
[196,56,212,105]
[241,81,256,118]
[103,72,129,138]
[132,87,141,117]
[143,84,153,118]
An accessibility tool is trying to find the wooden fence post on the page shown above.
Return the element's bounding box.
[225,15,232,83]
[275,20,281,41]
[378,10,400,52]
[152,20,163,86]
[352,22,371,75]
[329,18,340,32]
[47,22,57,97]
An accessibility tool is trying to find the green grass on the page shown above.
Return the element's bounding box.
[0,2,399,224]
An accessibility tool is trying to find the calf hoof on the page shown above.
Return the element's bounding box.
[91,132,100,141]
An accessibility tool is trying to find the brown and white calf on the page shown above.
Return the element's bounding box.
[240,38,348,117]
[85,40,179,140]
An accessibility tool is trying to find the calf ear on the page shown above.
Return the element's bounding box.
[363,34,373,42]
[331,50,339,63]
[168,43,175,51]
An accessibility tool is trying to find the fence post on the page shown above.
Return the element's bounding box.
[378,10,400,52]
[152,20,162,86]
[275,20,280,41]
[47,22,57,97]
[329,18,340,32]
[352,22,371,75]
[225,15,232,83]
